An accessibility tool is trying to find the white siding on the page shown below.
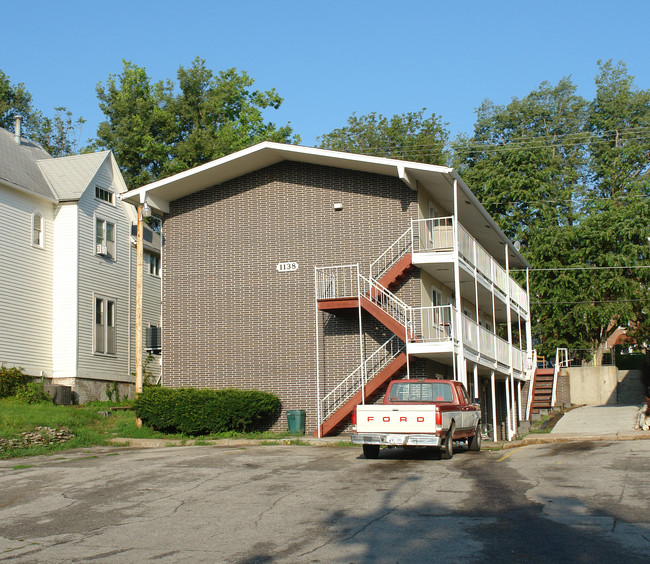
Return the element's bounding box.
[128,241,162,383]
[51,203,78,378]
[0,185,54,376]
[76,162,133,381]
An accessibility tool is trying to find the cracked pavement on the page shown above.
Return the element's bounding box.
[1,441,649,562]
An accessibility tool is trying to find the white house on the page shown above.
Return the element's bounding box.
[0,120,161,402]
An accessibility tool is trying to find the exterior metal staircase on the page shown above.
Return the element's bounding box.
[315,251,417,436]
[315,336,407,437]
[527,348,569,417]
[529,367,555,414]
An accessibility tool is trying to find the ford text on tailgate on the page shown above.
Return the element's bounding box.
[351,379,481,460]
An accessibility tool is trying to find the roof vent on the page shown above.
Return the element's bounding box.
[14,115,22,145]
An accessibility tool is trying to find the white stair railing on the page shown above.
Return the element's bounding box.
[525,350,538,420]
[320,336,405,422]
[369,228,412,282]
[551,348,569,408]
[359,274,410,332]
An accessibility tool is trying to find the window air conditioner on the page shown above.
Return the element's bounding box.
[96,244,108,256]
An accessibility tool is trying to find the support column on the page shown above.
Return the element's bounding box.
[490,370,497,441]
[314,267,321,438]
[505,374,512,441]
[473,363,479,401]
[452,179,464,383]
[505,245,515,440]
[517,380,522,422]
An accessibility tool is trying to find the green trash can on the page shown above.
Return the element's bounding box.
[287,409,306,435]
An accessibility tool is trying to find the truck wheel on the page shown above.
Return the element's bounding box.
[441,423,454,460]
[363,445,380,459]
[468,423,482,452]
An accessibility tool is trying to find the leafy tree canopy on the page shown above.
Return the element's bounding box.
[0,70,85,157]
[93,58,299,188]
[454,61,650,359]
[318,109,449,165]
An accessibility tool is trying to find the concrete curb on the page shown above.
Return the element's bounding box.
[107,437,345,448]
[109,432,650,450]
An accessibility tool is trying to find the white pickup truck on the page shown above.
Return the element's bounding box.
[351,379,481,459]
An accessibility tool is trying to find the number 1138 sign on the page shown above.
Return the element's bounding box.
[276,262,298,272]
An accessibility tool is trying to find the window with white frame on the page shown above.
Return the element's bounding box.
[95,217,116,258]
[94,296,116,355]
[32,212,43,247]
[95,186,115,204]
[145,251,161,277]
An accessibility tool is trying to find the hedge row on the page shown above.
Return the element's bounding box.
[134,387,281,435]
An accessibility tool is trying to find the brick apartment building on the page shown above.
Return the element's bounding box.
[123,143,533,439]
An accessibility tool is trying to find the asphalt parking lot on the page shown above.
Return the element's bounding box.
[1,441,649,563]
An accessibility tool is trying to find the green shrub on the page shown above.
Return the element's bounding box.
[134,387,281,435]
[14,382,52,404]
[0,365,31,398]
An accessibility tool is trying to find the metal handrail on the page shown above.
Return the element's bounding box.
[320,336,404,421]
[551,348,569,407]
[359,274,410,329]
[369,228,412,281]
[408,305,455,343]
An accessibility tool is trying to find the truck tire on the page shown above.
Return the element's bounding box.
[441,423,454,460]
[363,444,380,459]
[468,423,482,451]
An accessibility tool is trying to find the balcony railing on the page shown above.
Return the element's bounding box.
[411,217,527,315]
[408,305,454,343]
[407,305,527,374]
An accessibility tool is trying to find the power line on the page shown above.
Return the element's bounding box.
[531,299,645,305]
[513,265,650,272]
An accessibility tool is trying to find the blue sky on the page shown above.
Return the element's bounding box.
[4,1,650,147]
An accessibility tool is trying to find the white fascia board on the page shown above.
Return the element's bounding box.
[450,170,531,269]
[121,142,454,208]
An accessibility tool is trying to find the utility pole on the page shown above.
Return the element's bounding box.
[135,202,144,427]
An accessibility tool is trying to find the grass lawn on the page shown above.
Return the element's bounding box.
[0,398,298,459]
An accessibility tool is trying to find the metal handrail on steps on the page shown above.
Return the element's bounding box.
[369,228,412,282]
[320,336,405,423]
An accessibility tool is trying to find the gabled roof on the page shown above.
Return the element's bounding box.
[122,142,530,268]
[0,126,56,200]
[38,151,111,201]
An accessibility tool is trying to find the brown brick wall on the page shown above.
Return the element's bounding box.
[162,161,419,432]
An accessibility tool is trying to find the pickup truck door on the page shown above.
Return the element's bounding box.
[455,382,473,430]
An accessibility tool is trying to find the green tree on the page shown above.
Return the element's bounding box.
[93,58,299,188]
[0,70,35,131]
[35,107,86,157]
[318,109,449,165]
[454,65,650,359]
[578,60,650,356]
[453,77,588,246]
[0,70,85,156]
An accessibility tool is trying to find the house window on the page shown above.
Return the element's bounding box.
[95,186,114,204]
[94,297,116,355]
[32,212,44,247]
[146,251,161,277]
[95,218,116,258]
[146,325,161,354]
